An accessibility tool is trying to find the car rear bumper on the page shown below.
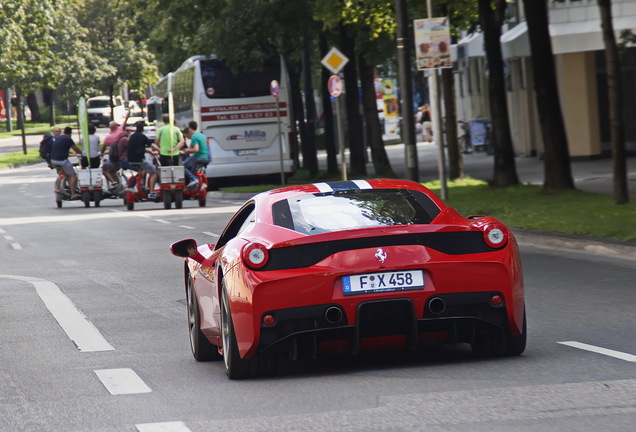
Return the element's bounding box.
[257,292,511,358]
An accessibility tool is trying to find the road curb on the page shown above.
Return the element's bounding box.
[208,191,257,200]
[513,229,636,261]
[205,191,636,261]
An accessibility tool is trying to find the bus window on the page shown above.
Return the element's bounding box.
[200,59,281,99]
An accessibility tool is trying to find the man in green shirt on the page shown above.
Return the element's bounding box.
[155,113,184,167]
[181,121,210,189]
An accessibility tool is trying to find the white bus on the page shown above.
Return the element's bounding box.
[154,55,294,181]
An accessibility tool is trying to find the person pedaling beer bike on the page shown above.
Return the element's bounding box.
[50,126,82,200]
[173,121,209,190]
[127,121,159,200]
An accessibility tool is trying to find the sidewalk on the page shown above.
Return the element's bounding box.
[213,142,636,260]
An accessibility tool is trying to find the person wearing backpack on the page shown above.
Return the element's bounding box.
[40,127,61,167]
[101,126,130,189]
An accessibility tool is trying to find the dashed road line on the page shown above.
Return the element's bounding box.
[0,275,114,352]
[4,235,14,240]
[156,219,171,224]
[178,225,194,229]
[94,368,152,395]
[135,421,192,432]
[559,341,636,362]
[11,243,22,250]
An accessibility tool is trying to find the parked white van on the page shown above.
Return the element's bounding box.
[86,96,125,127]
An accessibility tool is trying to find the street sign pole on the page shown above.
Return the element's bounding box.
[270,80,285,186]
[321,48,349,181]
[328,74,347,181]
[336,92,347,181]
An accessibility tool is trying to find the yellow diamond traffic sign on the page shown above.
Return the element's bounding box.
[321,47,349,74]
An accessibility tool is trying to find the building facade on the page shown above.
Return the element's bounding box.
[454,0,636,158]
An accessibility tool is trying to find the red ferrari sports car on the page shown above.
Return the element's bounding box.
[170,179,526,379]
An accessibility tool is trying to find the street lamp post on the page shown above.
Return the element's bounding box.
[395,0,419,182]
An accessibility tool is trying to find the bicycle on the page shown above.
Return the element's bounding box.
[458,120,472,154]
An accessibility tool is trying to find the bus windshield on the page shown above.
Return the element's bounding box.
[200,59,281,99]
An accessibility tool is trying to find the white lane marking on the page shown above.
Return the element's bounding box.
[4,235,14,240]
[94,368,151,395]
[0,275,114,352]
[156,219,171,224]
[11,243,22,250]
[178,225,194,229]
[0,205,240,226]
[559,341,636,362]
[135,421,192,432]
[202,231,219,237]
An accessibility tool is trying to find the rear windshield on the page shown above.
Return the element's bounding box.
[272,189,441,235]
[87,100,110,108]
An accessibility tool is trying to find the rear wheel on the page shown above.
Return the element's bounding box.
[187,275,221,361]
[221,283,252,379]
[505,309,527,356]
[175,189,183,209]
[471,332,502,358]
[163,190,172,209]
[127,200,134,211]
[94,190,102,207]
[82,191,90,207]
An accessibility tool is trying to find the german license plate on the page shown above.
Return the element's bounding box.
[342,270,424,295]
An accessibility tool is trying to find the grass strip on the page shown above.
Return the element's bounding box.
[0,149,42,169]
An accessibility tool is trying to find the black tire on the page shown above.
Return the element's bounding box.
[82,191,90,208]
[471,332,502,358]
[127,200,134,211]
[198,198,206,207]
[187,275,221,361]
[198,190,207,207]
[56,200,62,208]
[94,190,102,207]
[163,191,172,209]
[221,283,252,379]
[505,308,527,356]
[175,189,183,209]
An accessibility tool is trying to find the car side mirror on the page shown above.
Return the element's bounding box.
[170,239,198,258]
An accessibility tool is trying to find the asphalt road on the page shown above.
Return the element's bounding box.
[1,162,636,431]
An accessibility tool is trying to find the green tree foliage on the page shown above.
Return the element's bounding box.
[78,0,158,97]
[0,0,58,93]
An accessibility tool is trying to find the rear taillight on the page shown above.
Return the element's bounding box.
[483,223,508,248]
[243,243,269,269]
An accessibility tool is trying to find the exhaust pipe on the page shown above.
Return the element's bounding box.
[324,306,344,324]
[428,297,446,315]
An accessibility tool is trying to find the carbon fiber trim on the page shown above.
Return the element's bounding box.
[259,231,498,271]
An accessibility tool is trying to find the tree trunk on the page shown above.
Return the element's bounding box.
[340,25,367,177]
[524,0,575,191]
[478,0,519,187]
[26,92,42,123]
[358,54,396,178]
[442,68,462,179]
[301,42,319,176]
[319,36,339,176]
[16,87,27,154]
[44,88,57,126]
[598,0,628,203]
[287,58,303,170]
